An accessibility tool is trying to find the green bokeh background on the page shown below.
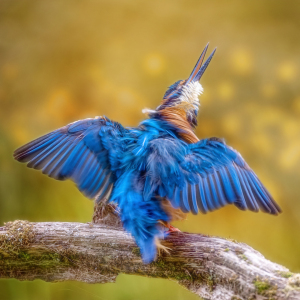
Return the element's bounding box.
[0,0,300,299]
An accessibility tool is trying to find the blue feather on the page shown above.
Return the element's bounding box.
[180,185,190,213]
[188,184,198,215]
[202,177,215,211]
[218,168,236,202]
[14,114,281,264]
[197,179,209,213]
[207,174,222,209]
[170,186,181,209]
[212,173,228,206]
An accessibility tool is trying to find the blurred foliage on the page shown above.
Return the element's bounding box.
[0,0,300,299]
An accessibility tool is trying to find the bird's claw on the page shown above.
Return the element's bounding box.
[165,224,181,234]
[155,238,171,256]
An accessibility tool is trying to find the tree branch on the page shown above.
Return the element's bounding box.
[0,217,299,300]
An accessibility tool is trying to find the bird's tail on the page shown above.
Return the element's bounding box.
[112,174,169,263]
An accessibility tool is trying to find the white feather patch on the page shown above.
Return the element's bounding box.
[178,81,203,111]
[142,108,156,115]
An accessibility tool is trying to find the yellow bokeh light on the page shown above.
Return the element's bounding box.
[143,53,166,76]
[250,133,273,155]
[281,118,300,140]
[231,48,253,75]
[2,0,300,291]
[44,88,77,124]
[0,88,5,103]
[262,107,283,128]
[292,97,300,114]
[10,111,32,144]
[1,63,19,80]
[217,81,235,101]
[261,83,277,98]
[242,102,260,116]
[88,65,104,82]
[279,141,300,170]
[117,88,135,105]
[221,113,241,135]
[47,88,72,111]
[277,61,297,82]
[12,126,31,145]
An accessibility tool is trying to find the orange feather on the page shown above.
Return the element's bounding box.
[159,106,199,143]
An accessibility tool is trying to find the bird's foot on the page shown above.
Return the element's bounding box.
[165,224,181,234]
[155,238,171,256]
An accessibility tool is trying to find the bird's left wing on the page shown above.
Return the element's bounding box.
[144,137,281,215]
[14,116,128,201]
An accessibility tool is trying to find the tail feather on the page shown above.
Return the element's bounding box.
[114,189,169,263]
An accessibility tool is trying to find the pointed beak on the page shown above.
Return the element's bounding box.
[186,43,216,83]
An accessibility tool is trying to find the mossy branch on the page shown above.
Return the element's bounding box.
[0,217,299,300]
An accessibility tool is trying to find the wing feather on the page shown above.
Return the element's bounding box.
[197,179,209,213]
[188,184,198,215]
[212,172,228,206]
[14,117,128,200]
[179,188,189,213]
[145,137,281,215]
[207,174,222,210]
[234,165,259,212]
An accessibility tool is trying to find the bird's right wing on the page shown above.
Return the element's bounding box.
[144,137,281,215]
[14,116,128,201]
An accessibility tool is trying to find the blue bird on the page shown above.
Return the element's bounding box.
[14,44,281,263]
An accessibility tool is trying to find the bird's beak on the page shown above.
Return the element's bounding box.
[186,43,216,83]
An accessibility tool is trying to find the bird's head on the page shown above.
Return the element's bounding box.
[144,44,216,128]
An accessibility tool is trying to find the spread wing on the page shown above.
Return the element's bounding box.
[14,116,128,201]
[144,137,281,215]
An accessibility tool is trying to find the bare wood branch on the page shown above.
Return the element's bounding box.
[0,219,299,300]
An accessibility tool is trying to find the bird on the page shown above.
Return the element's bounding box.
[13,44,281,263]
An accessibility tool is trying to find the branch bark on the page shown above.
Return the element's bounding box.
[0,217,299,300]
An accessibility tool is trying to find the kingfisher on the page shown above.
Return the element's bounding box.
[14,44,281,263]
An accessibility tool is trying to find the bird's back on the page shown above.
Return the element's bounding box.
[13,44,281,264]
